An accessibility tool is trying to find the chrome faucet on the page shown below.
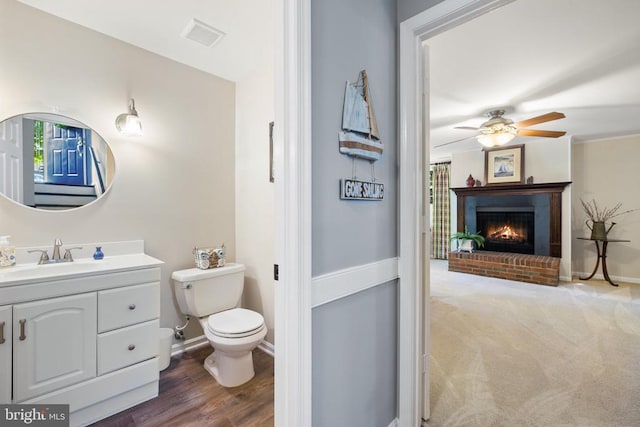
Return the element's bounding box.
[28,239,82,265]
[52,238,63,262]
[63,247,83,262]
[27,249,50,265]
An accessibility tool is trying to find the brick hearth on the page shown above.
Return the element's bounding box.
[448,251,560,286]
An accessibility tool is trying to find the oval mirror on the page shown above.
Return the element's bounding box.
[0,113,115,210]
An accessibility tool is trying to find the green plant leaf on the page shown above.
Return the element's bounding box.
[450,226,485,248]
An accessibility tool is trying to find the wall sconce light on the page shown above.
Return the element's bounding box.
[115,98,143,136]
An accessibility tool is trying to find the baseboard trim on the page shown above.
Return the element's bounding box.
[170,335,208,356]
[258,340,275,357]
[312,258,399,307]
[559,275,572,282]
[171,335,275,358]
[573,272,640,285]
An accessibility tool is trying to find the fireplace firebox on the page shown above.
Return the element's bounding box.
[477,208,534,254]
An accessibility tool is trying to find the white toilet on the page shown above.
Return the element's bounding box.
[171,263,267,387]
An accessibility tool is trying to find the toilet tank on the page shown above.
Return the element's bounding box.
[171,263,246,317]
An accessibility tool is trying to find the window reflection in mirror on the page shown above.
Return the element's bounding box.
[0,113,115,210]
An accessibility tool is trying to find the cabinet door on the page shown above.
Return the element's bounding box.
[0,305,11,403]
[13,293,97,402]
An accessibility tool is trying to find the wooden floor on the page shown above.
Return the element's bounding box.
[91,347,274,427]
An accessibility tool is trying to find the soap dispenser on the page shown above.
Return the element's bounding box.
[0,235,16,268]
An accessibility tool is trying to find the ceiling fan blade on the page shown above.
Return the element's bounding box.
[517,129,566,138]
[454,126,479,131]
[515,112,565,128]
[433,135,476,148]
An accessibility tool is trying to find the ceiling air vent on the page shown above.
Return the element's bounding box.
[181,18,225,48]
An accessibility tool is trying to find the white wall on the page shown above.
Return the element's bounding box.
[450,149,483,188]
[450,139,571,187]
[572,135,640,282]
[449,139,572,279]
[235,44,275,344]
[0,0,236,340]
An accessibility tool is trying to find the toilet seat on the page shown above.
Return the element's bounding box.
[207,308,265,338]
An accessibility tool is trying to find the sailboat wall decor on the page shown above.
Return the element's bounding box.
[338,70,383,161]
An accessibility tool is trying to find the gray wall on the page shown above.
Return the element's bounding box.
[313,281,397,427]
[311,0,398,424]
[397,0,446,23]
[312,0,397,276]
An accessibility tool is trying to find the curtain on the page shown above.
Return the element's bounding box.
[431,163,451,259]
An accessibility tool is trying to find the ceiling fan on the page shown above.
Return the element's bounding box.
[435,109,566,148]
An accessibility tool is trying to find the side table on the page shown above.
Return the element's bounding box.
[577,237,630,287]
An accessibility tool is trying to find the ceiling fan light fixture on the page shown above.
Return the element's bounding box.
[442,110,566,149]
[476,125,517,147]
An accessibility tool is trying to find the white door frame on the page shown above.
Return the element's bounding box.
[398,0,514,424]
[274,0,312,426]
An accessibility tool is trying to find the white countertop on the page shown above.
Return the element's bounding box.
[0,240,163,287]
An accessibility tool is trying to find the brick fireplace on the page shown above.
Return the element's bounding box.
[449,182,570,285]
[448,252,561,286]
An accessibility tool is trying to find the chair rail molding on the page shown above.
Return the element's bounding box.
[312,258,399,308]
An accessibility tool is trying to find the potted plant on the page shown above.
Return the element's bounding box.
[450,227,485,253]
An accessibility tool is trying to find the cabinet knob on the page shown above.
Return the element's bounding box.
[128,304,136,310]
[0,321,5,344]
[128,344,136,351]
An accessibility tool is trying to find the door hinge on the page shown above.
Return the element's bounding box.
[422,354,428,373]
[274,264,279,281]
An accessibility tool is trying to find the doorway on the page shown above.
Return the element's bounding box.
[399,0,515,423]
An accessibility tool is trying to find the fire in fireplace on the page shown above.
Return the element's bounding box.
[477,208,535,254]
[487,225,526,242]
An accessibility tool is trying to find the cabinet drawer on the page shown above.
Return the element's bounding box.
[98,282,159,332]
[97,319,159,375]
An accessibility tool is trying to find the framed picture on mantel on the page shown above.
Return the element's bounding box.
[484,144,525,185]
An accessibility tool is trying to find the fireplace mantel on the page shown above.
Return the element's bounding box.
[451,182,571,257]
[451,182,571,197]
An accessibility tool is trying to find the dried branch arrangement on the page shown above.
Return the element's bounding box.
[580,198,638,222]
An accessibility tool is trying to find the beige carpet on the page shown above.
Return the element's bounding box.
[427,260,640,427]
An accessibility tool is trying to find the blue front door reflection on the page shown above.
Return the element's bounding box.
[45,123,90,185]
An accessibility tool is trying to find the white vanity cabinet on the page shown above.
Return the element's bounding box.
[0,305,11,404]
[0,246,163,427]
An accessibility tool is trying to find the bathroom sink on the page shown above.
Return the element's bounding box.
[0,259,107,282]
[0,253,161,287]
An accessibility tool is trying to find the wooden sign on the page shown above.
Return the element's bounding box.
[340,179,384,201]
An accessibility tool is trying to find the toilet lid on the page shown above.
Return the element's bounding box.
[207,308,265,337]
